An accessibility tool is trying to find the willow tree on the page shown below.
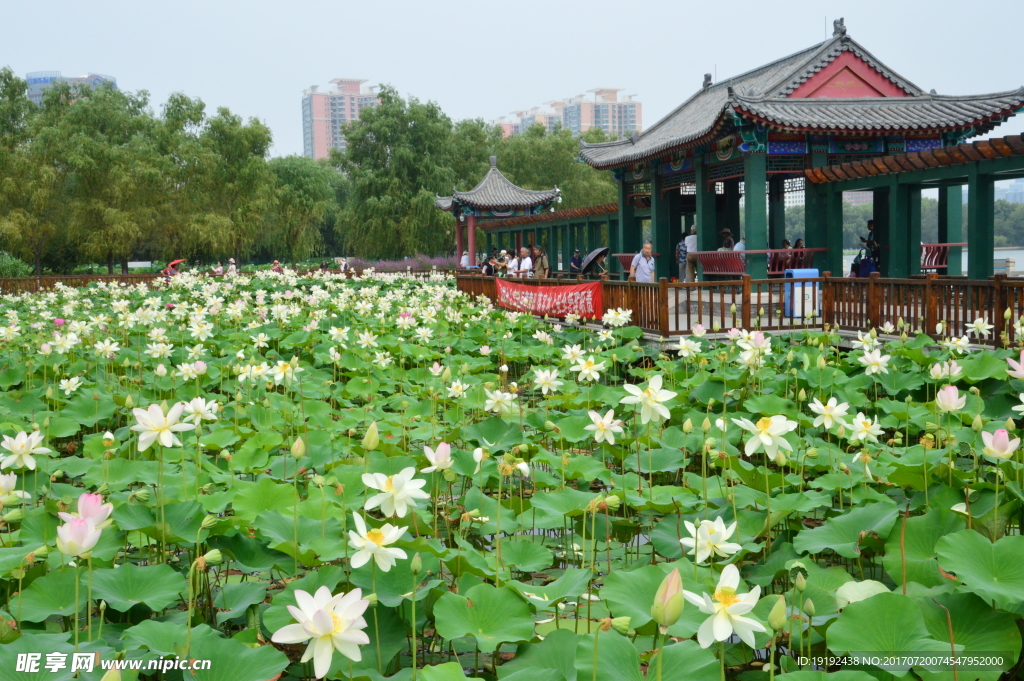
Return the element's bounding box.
[264,156,337,262]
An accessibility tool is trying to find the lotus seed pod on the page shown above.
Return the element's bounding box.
[365,593,379,607]
[604,495,621,512]
[201,515,219,530]
[610,616,631,635]
[95,482,110,496]
[202,549,223,565]
[805,448,819,459]
[3,509,24,523]
[133,488,151,503]
[795,572,807,592]
[768,596,787,631]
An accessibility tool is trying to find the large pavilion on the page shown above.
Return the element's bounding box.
[436,157,560,267]
[579,18,1024,280]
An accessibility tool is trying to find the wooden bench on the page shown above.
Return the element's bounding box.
[920,243,966,274]
[695,251,747,279]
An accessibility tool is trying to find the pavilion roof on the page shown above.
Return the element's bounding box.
[436,156,560,212]
[579,24,1024,170]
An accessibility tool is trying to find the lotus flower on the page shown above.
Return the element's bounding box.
[348,513,407,571]
[130,402,196,451]
[0,431,51,471]
[1007,351,1024,380]
[982,429,1020,460]
[270,586,370,678]
[421,442,453,473]
[732,415,797,460]
[362,467,430,518]
[59,493,114,528]
[684,564,765,648]
[651,568,684,630]
[620,374,677,424]
[56,517,101,558]
[585,409,624,445]
[935,385,966,413]
[680,517,741,564]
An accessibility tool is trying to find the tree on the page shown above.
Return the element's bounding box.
[265,156,337,262]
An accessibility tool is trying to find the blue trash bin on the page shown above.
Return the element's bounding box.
[784,269,820,318]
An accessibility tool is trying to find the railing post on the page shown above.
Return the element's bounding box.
[924,273,938,339]
[741,275,752,330]
[868,272,881,329]
[822,271,834,328]
[994,274,1007,343]
[658,278,669,337]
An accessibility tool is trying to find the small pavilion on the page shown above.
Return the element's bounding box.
[580,18,1024,280]
[437,157,560,266]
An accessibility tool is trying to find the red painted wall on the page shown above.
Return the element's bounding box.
[789,52,908,98]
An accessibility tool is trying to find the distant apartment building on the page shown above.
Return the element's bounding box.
[500,89,642,138]
[996,179,1024,204]
[302,79,379,160]
[25,71,117,105]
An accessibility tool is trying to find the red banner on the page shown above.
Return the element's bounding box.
[494,279,603,319]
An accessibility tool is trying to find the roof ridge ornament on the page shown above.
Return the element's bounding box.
[703,74,712,90]
[489,155,497,167]
[833,17,846,37]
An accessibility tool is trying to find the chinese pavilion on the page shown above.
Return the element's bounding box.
[579,18,1024,279]
[437,157,560,266]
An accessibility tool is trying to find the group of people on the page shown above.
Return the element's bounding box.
[207,259,238,276]
[472,245,551,279]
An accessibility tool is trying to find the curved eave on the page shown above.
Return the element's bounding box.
[579,114,732,170]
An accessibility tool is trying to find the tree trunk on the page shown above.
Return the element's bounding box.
[121,257,129,275]
[106,252,114,275]
[35,248,42,277]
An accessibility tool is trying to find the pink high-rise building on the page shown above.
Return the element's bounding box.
[302,79,379,159]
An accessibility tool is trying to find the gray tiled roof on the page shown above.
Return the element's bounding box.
[437,156,559,211]
[733,90,1024,132]
[580,32,1022,169]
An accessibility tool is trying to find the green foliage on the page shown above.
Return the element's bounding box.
[0,251,32,277]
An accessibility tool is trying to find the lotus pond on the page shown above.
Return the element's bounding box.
[0,270,1022,681]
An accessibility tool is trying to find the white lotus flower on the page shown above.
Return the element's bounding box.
[684,564,765,648]
[858,349,890,375]
[732,415,797,460]
[130,402,195,451]
[447,380,467,399]
[571,356,605,383]
[585,409,624,445]
[533,368,563,395]
[0,472,30,502]
[848,412,883,444]
[0,430,51,470]
[362,467,430,518]
[966,317,994,338]
[59,376,83,395]
[680,517,741,564]
[182,397,219,425]
[561,344,585,362]
[677,337,702,358]
[484,388,516,415]
[620,374,677,424]
[422,442,453,473]
[808,397,849,430]
[271,586,370,678]
[348,513,407,571]
[56,517,101,558]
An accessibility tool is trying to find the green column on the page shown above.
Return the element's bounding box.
[768,176,786,248]
[939,186,964,276]
[967,167,994,280]
[650,166,673,280]
[908,186,922,276]
[743,153,768,279]
[887,180,910,278]
[825,185,845,276]
[804,149,828,248]
[560,223,571,274]
[695,156,717,252]
[615,177,634,275]
[723,179,741,241]
[485,231,492,256]
[872,187,890,276]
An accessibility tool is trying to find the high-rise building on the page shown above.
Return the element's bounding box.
[502,89,642,138]
[302,79,379,159]
[25,71,117,105]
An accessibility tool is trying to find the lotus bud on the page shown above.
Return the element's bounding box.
[543,420,557,432]
[202,549,223,565]
[839,462,849,472]
[102,431,116,447]
[610,616,631,635]
[100,667,122,681]
[441,366,451,382]
[900,332,908,342]
[363,422,379,451]
[650,568,684,631]
[730,303,737,314]
[365,593,379,607]
[795,572,807,592]
[1007,417,1016,430]
[1006,308,1013,321]
[291,436,306,459]
[702,417,711,433]
[768,596,787,631]
[201,515,219,529]
[837,425,846,439]
[262,397,270,408]
[410,553,423,574]
[817,356,827,370]
[972,415,983,432]
[797,388,806,402]
[682,418,693,434]
[46,386,53,400]
[786,350,794,363]
[3,509,24,523]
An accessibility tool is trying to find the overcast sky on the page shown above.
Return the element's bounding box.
[3,0,1024,159]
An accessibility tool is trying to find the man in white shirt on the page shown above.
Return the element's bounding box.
[514,247,533,278]
[459,251,469,268]
[733,234,746,263]
[683,227,698,282]
[629,242,656,283]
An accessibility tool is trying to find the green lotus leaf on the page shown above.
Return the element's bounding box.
[433,583,535,652]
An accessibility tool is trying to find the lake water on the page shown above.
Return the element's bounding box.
[841,248,1024,275]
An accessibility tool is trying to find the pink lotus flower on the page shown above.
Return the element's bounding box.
[56,517,101,558]
[935,385,966,413]
[60,493,114,528]
[421,442,452,473]
[726,328,742,340]
[166,303,175,309]
[982,429,1020,460]
[53,318,65,327]
[480,345,491,356]
[1008,351,1024,380]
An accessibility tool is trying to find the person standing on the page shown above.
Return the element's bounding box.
[532,245,550,279]
[684,226,699,282]
[459,251,470,269]
[629,242,656,283]
[675,234,688,281]
[514,247,533,278]
[719,229,735,251]
[569,249,583,274]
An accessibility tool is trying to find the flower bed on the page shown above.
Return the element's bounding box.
[0,268,1021,680]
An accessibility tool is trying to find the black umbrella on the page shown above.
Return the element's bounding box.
[580,247,610,275]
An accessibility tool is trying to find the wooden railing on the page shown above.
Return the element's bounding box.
[0,273,161,294]
[457,272,1023,344]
